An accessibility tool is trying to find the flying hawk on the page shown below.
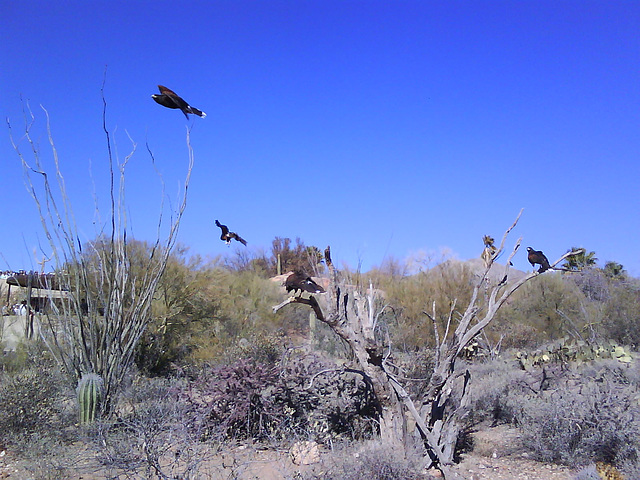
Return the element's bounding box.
[151,85,206,119]
[527,247,551,273]
[215,220,247,246]
[285,270,325,295]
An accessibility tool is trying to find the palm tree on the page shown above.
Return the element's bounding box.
[562,247,597,271]
[603,261,626,278]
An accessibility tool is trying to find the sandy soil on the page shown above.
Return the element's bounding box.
[0,425,582,480]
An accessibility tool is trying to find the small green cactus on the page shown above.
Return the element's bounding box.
[77,373,104,424]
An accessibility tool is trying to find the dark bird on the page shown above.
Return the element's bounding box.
[151,85,206,119]
[527,247,551,273]
[285,270,325,295]
[215,220,247,246]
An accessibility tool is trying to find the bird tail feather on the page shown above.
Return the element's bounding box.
[189,107,206,118]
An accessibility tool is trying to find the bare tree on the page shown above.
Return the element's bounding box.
[274,210,585,478]
[7,87,193,415]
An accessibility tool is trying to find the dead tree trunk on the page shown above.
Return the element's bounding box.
[273,211,585,478]
[274,249,407,450]
[410,211,585,469]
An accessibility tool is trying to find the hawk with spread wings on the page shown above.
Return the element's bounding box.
[215,220,247,246]
[152,85,206,119]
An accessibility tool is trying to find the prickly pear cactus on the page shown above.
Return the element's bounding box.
[77,373,104,424]
[516,337,633,371]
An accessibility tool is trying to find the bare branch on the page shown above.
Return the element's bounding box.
[272,295,325,321]
[494,208,523,262]
[424,301,441,364]
[387,374,452,476]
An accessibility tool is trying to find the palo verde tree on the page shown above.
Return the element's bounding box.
[7,88,193,416]
[274,210,584,478]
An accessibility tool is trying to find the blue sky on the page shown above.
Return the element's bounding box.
[2,1,639,275]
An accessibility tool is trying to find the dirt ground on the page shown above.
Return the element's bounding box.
[447,425,575,479]
[0,424,582,480]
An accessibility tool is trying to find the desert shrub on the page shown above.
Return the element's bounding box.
[465,357,640,474]
[491,274,591,349]
[136,248,221,375]
[276,352,378,441]
[186,267,311,363]
[181,353,378,443]
[601,280,640,347]
[0,363,73,445]
[619,460,640,479]
[309,316,353,358]
[93,375,214,479]
[381,260,476,351]
[0,340,51,373]
[301,441,425,480]
[569,268,611,302]
[514,364,640,469]
[10,432,86,480]
[464,358,533,427]
[182,358,283,441]
[574,461,640,480]
[0,347,80,479]
[228,331,289,365]
[0,361,80,480]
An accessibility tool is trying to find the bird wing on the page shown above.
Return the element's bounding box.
[158,85,178,96]
[215,221,229,235]
[157,85,190,113]
[302,277,325,293]
[230,233,247,246]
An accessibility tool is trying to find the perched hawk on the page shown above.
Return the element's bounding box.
[285,271,325,295]
[215,220,247,246]
[151,85,206,119]
[527,247,551,273]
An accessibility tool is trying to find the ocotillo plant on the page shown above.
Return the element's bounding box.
[77,373,104,424]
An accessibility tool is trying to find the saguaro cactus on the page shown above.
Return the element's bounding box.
[77,373,104,424]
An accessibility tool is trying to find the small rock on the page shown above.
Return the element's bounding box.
[426,467,443,477]
[290,440,320,465]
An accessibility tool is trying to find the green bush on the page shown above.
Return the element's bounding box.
[380,261,476,351]
[602,280,640,346]
[490,274,592,349]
